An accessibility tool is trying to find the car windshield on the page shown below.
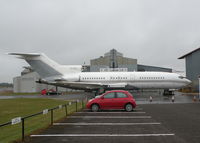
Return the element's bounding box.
[95,95,101,98]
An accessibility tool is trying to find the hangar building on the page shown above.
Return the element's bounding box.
[178,48,200,91]
[90,49,172,73]
[13,49,172,93]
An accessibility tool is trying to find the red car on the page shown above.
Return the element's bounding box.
[86,90,136,112]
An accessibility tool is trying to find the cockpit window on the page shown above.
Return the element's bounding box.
[178,76,185,79]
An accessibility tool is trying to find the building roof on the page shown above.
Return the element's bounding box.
[178,47,200,59]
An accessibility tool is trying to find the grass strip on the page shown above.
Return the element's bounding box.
[0,98,85,143]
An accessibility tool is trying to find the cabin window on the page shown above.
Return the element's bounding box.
[104,93,115,99]
[116,92,127,98]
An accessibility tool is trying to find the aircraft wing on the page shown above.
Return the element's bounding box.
[56,81,104,90]
[38,80,138,90]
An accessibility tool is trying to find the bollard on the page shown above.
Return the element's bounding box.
[171,96,175,103]
[149,96,153,102]
[193,96,197,102]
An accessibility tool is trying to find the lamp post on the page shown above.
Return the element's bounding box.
[199,76,200,101]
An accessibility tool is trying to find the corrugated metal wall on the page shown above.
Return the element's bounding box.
[185,50,200,91]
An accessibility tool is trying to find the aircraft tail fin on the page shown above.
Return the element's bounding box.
[9,53,63,78]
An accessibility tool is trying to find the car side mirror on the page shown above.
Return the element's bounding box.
[101,96,104,99]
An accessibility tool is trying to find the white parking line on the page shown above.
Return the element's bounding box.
[53,123,161,126]
[83,108,143,111]
[31,133,175,137]
[68,116,151,119]
[76,112,146,114]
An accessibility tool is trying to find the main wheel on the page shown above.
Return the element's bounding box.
[125,103,133,112]
[91,104,99,112]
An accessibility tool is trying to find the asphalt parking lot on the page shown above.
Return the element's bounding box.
[26,103,200,143]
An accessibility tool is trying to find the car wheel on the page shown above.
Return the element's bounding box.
[91,104,99,112]
[125,103,133,112]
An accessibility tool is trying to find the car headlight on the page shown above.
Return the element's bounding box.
[88,99,94,102]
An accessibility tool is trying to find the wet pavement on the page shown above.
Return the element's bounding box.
[27,106,191,143]
[0,91,198,105]
[134,92,197,104]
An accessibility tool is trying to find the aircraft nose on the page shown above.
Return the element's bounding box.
[185,79,191,85]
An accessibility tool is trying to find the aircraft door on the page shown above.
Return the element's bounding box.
[130,73,135,81]
[129,73,137,88]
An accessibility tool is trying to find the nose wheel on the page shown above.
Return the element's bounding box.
[163,90,174,96]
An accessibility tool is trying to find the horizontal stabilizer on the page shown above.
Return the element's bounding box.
[8,53,41,58]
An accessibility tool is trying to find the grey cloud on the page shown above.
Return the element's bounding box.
[1,0,200,82]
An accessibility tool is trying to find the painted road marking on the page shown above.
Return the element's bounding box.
[68,116,151,119]
[31,134,175,137]
[53,123,161,126]
[76,112,146,114]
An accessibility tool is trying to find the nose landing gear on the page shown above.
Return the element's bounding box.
[163,89,174,96]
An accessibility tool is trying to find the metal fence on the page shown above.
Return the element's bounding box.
[0,99,86,142]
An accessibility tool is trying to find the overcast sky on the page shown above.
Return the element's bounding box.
[0,0,200,83]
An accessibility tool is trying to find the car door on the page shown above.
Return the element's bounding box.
[99,92,115,109]
[113,92,129,108]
